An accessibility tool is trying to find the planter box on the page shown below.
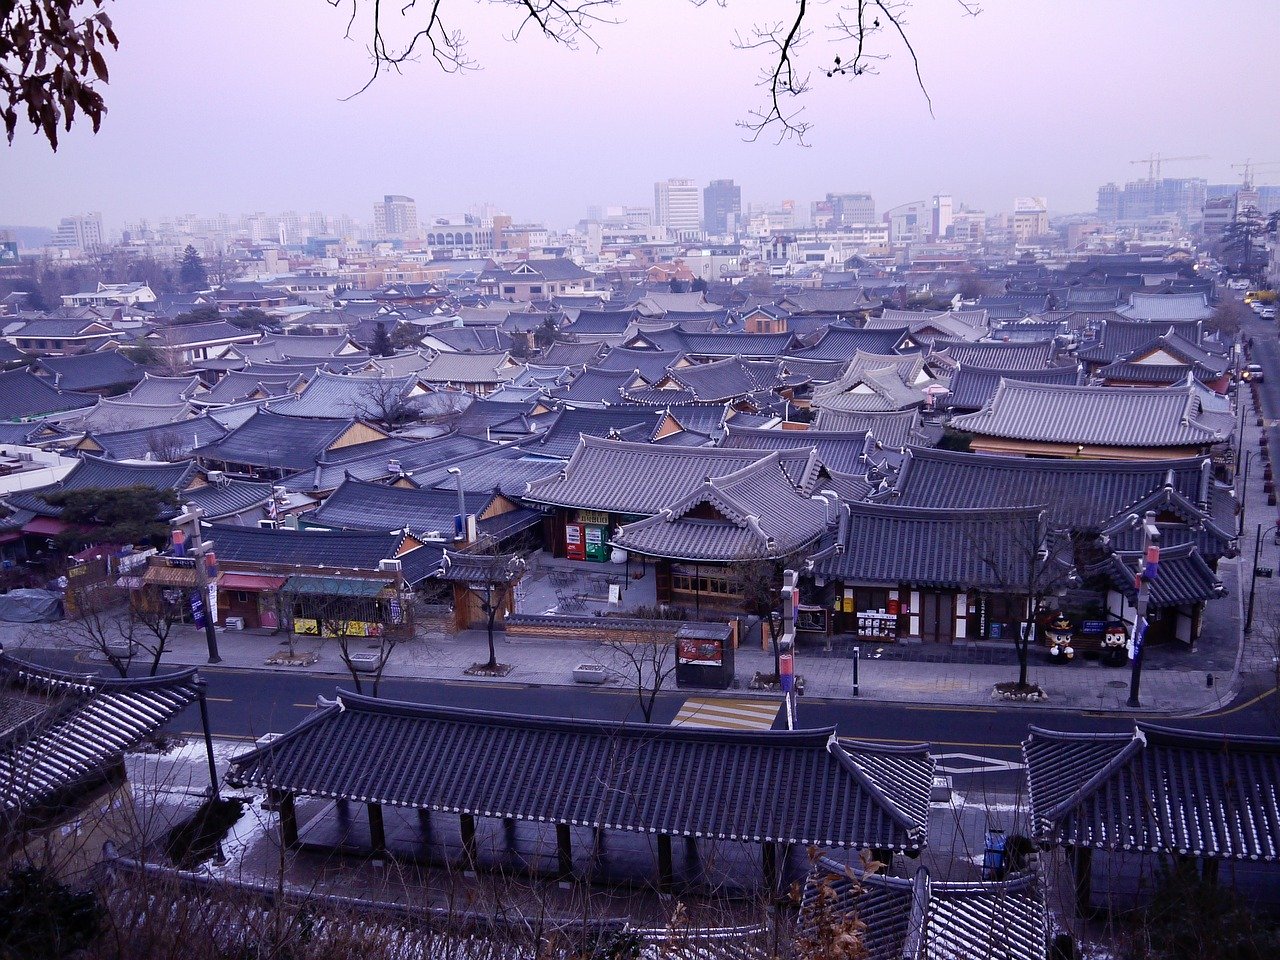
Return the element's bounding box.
[346,652,382,674]
[573,663,608,684]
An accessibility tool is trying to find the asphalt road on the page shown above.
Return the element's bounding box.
[21,647,1280,761]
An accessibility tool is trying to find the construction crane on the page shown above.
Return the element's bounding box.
[1129,153,1209,181]
[1231,159,1280,188]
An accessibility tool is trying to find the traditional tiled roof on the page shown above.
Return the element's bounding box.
[884,446,1217,528]
[524,406,660,459]
[0,369,95,421]
[1119,291,1212,321]
[614,454,832,561]
[928,338,1054,372]
[1086,542,1226,607]
[229,332,353,361]
[548,366,643,404]
[802,861,1048,960]
[638,329,798,359]
[594,347,685,382]
[79,415,227,462]
[945,364,1082,411]
[788,325,911,361]
[274,433,493,494]
[205,522,440,582]
[719,424,871,476]
[35,351,144,392]
[229,693,933,851]
[1095,331,1231,385]
[150,320,259,347]
[419,351,516,385]
[810,409,925,448]
[309,477,499,539]
[183,477,277,520]
[425,326,506,353]
[0,653,200,823]
[812,502,1047,589]
[410,446,568,498]
[539,341,607,367]
[1075,319,1204,365]
[54,398,196,434]
[1024,724,1280,860]
[780,288,876,314]
[196,369,306,405]
[523,435,820,515]
[811,353,930,414]
[266,370,420,420]
[195,410,397,472]
[662,356,782,402]
[951,380,1226,449]
[121,373,203,405]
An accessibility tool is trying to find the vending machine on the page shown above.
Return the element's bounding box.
[565,523,585,561]
[584,524,608,562]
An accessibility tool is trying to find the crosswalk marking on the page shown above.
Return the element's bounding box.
[672,696,781,731]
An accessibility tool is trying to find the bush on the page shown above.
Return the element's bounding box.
[0,866,103,960]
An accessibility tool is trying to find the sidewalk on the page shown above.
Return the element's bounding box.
[1,606,1245,715]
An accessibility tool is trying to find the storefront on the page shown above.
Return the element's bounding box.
[217,573,288,629]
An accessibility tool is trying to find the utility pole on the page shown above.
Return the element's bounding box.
[1126,511,1161,708]
[1247,522,1264,633]
[779,569,798,729]
[172,504,221,664]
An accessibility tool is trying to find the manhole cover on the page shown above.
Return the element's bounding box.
[1105,680,1126,689]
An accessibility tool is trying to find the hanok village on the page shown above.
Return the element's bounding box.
[0,256,1277,960]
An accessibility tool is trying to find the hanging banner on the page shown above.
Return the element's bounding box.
[190,591,205,627]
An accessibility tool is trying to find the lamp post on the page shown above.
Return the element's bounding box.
[1240,449,1254,536]
[1126,511,1160,708]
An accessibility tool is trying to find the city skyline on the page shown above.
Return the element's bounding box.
[2,0,1278,229]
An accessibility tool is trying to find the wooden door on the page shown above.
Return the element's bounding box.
[920,592,954,643]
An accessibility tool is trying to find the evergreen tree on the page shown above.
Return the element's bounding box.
[370,321,394,357]
[177,245,208,292]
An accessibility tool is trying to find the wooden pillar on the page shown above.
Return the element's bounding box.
[657,834,674,891]
[1070,846,1093,916]
[685,836,698,862]
[276,791,298,848]
[762,841,779,895]
[367,803,386,857]
[460,813,478,874]
[556,823,573,882]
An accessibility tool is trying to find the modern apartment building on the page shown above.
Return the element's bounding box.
[372,195,421,242]
[654,178,702,240]
[702,179,742,235]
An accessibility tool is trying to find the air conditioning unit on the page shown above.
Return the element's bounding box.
[378,559,402,573]
[387,459,402,473]
[225,616,245,630]
[206,469,225,484]
[258,519,281,529]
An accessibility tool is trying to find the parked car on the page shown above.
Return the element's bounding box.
[1243,363,1265,382]
[1261,306,1277,320]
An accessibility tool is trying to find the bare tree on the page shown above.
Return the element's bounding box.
[966,507,1076,691]
[355,376,422,429]
[51,584,184,678]
[438,546,525,673]
[331,1,980,144]
[144,429,188,463]
[602,626,679,723]
[285,582,413,696]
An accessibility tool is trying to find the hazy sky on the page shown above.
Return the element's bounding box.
[3,0,1279,231]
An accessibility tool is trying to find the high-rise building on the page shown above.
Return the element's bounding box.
[703,179,742,235]
[51,212,104,252]
[811,192,875,229]
[373,194,421,242]
[654,178,702,239]
[932,194,954,239]
[1095,178,1206,223]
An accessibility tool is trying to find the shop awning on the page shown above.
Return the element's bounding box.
[283,575,387,598]
[142,564,198,588]
[219,573,288,591]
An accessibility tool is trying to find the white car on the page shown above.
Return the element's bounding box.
[1243,364,1266,382]
[1261,307,1277,320]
